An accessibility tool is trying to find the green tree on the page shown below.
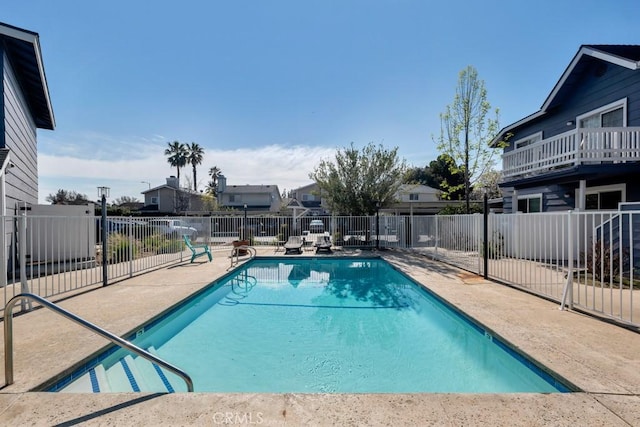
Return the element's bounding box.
[113,196,139,205]
[46,189,90,205]
[187,142,204,191]
[164,141,188,179]
[310,142,407,215]
[435,66,505,213]
[404,154,465,200]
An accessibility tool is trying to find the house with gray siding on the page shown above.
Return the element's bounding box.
[216,175,282,213]
[494,45,640,213]
[0,22,55,214]
[290,182,328,216]
[141,176,207,214]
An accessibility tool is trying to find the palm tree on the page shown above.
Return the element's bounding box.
[164,141,188,179]
[206,166,222,196]
[187,142,205,191]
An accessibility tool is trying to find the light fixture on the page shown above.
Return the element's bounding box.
[97,186,110,199]
[566,121,574,126]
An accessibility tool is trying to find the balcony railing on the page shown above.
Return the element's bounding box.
[502,127,640,179]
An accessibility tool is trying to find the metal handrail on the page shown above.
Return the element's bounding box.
[229,245,256,268]
[4,293,194,392]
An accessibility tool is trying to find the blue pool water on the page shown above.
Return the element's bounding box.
[52,257,570,393]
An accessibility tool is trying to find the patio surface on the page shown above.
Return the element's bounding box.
[0,247,638,426]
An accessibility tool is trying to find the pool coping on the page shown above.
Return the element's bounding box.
[0,248,639,425]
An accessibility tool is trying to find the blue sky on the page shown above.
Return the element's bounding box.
[3,0,639,203]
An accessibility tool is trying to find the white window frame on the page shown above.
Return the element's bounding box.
[577,98,627,128]
[514,131,543,149]
[150,196,158,204]
[409,193,419,201]
[581,183,626,210]
[517,193,543,213]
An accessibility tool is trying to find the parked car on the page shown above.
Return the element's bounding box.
[148,219,198,239]
[309,219,324,233]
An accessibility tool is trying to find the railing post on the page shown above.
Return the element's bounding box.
[434,215,439,255]
[560,210,574,310]
[483,193,489,279]
[128,216,134,278]
[18,213,31,312]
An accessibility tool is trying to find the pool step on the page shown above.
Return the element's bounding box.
[130,347,184,392]
[59,365,108,393]
[59,347,185,393]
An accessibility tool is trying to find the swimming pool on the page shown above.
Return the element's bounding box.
[49,257,570,393]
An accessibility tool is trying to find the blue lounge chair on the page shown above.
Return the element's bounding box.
[183,235,212,263]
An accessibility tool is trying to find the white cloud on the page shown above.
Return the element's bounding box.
[37,144,337,203]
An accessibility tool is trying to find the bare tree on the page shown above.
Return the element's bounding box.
[435,66,505,213]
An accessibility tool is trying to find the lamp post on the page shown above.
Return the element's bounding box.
[375,201,381,250]
[98,186,110,286]
[243,204,247,241]
[141,181,150,189]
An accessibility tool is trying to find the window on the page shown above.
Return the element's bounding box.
[229,194,237,203]
[578,99,627,129]
[409,193,419,201]
[151,197,158,204]
[584,184,625,210]
[514,132,542,149]
[517,194,542,213]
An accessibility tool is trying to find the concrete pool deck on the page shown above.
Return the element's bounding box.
[0,248,638,425]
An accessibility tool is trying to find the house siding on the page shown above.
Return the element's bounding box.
[3,51,38,212]
[505,62,640,152]
[504,184,574,213]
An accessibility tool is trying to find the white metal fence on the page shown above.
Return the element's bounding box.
[1,211,638,328]
[415,211,639,328]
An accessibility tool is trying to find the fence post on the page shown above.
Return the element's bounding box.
[483,193,489,279]
[18,213,31,311]
[560,210,574,310]
[128,216,134,278]
[434,215,439,255]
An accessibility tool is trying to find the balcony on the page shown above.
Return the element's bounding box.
[502,127,640,179]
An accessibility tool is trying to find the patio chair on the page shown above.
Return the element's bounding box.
[284,236,303,255]
[183,235,212,263]
[314,235,332,253]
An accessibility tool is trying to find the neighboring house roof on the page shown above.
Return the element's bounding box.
[223,184,280,195]
[492,44,640,145]
[397,184,440,195]
[293,182,318,194]
[0,22,55,130]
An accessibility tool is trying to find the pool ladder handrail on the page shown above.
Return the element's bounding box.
[229,245,257,267]
[3,293,194,392]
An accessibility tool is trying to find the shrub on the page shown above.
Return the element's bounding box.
[156,238,184,254]
[107,233,138,263]
[582,239,629,283]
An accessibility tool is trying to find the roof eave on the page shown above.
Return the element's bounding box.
[0,22,55,130]
[492,45,640,146]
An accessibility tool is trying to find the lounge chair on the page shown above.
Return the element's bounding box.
[284,236,303,254]
[183,235,212,263]
[314,235,332,253]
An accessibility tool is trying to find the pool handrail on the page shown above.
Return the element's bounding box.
[229,245,256,268]
[3,293,194,392]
